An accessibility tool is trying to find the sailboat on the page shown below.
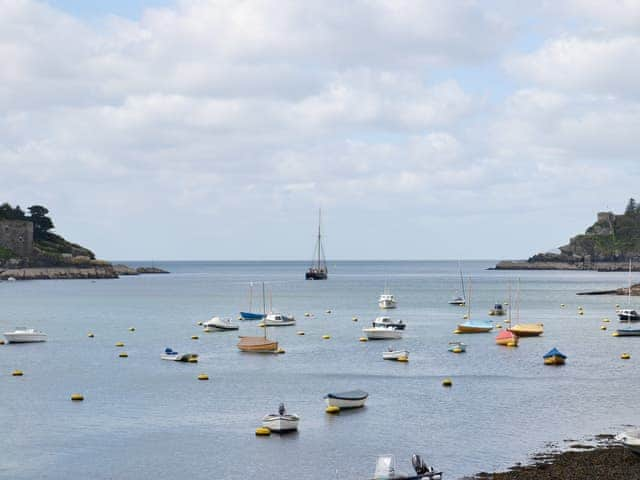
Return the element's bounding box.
[496,283,518,346]
[237,283,279,352]
[240,282,266,320]
[305,209,328,280]
[617,260,640,321]
[508,278,544,337]
[449,262,466,305]
[455,279,493,333]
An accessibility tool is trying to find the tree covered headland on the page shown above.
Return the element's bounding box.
[0,203,55,240]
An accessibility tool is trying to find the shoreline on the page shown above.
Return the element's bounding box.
[467,435,640,479]
[494,260,640,272]
[0,265,169,280]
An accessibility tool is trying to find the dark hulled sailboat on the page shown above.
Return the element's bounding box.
[305,210,328,280]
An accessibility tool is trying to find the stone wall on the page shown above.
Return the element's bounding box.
[0,220,33,257]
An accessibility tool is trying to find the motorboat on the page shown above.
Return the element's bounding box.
[4,327,48,343]
[616,429,640,455]
[495,329,518,346]
[508,323,543,337]
[373,454,442,480]
[543,347,566,365]
[489,303,505,316]
[203,316,239,331]
[372,316,406,330]
[383,347,409,361]
[614,326,640,336]
[161,348,198,362]
[363,325,403,340]
[262,403,300,432]
[455,320,493,333]
[617,309,640,322]
[447,341,466,353]
[324,390,368,409]
[261,313,295,327]
[378,291,397,309]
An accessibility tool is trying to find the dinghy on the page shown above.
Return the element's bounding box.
[508,323,543,337]
[262,403,299,432]
[447,341,466,353]
[383,347,409,361]
[373,316,406,330]
[495,329,518,346]
[543,347,566,365]
[161,348,198,362]
[455,279,492,333]
[324,390,368,409]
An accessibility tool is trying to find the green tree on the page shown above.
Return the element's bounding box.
[0,203,27,220]
[28,205,55,239]
[625,198,637,216]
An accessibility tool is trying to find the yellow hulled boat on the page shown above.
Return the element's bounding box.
[508,323,543,337]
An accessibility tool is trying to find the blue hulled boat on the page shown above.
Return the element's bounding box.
[543,347,566,365]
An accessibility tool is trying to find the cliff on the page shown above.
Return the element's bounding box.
[496,199,640,271]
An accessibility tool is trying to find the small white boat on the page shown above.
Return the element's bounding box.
[378,292,397,309]
[203,316,239,331]
[616,429,640,455]
[161,348,198,362]
[4,327,47,343]
[261,313,295,327]
[617,308,640,322]
[363,325,403,340]
[324,390,368,409]
[373,316,406,330]
[383,347,409,361]
[262,403,299,432]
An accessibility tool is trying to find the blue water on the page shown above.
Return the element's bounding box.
[1,261,638,479]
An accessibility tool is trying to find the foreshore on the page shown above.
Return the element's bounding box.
[0,265,169,280]
[469,437,640,480]
[494,261,640,272]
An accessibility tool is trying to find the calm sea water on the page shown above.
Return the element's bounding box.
[1,260,638,479]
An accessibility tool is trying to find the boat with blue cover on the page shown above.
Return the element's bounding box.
[543,347,566,365]
[240,282,265,320]
[455,279,492,333]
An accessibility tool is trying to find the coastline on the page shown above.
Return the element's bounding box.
[494,260,640,272]
[0,265,169,280]
[468,435,640,480]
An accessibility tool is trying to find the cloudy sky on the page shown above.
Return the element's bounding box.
[1,0,639,260]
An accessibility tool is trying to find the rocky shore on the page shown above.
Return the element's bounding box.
[0,265,169,280]
[494,260,640,272]
[470,438,640,479]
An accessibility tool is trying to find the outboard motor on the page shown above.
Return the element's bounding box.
[278,403,286,415]
[412,454,429,475]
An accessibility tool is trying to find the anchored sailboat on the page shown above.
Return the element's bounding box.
[306,209,328,280]
[237,282,280,352]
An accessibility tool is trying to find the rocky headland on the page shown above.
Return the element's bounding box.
[495,199,640,272]
[0,203,168,280]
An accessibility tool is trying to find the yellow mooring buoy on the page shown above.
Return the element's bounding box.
[255,427,271,436]
[601,325,607,330]
[359,337,368,342]
[191,335,199,340]
[87,333,94,338]
[12,370,23,376]
[119,352,128,358]
[188,357,198,363]
[442,378,453,387]
[115,342,124,347]
[325,406,340,414]
[198,373,209,381]
[71,393,84,401]
[129,327,135,332]
[621,353,631,360]
[352,317,358,322]
[276,349,286,354]
[397,356,409,362]
[322,335,330,340]
[297,331,305,335]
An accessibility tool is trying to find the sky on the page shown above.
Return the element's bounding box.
[1,0,640,260]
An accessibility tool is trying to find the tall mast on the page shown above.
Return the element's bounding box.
[467,278,472,320]
[629,259,632,307]
[459,261,466,300]
[262,282,267,339]
[317,209,322,269]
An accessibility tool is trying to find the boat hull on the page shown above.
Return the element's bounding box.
[161,353,198,362]
[495,331,519,346]
[363,328,402,340]
[378,301,397,309]
[324,391,368,409]
[4,333,48,343]
[204,325,239,332]
[616,328,640,336]
[305,270,327,280]
[383,350,409,360]
[239,312,265,321]
[237,336,279,352]
[508,324,543,337]
[544,356,565,365]
[455,323,492,333]
[262,415,299,432]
